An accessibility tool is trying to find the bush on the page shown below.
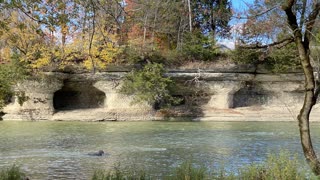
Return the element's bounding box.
[181,31,220,61]
[119,63,181,108]
[238,151,307,180]
[0,53,29,109]
[266,43,300,72]
[231,48,263,65]
[0,165,27,180]
[231,43,300,72]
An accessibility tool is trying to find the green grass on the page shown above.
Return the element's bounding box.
[0,165,27,180]
[0,152,316,180]
[92,151,315,180]
[92,164,150,180]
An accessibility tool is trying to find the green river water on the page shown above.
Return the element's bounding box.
[0,121,318,179]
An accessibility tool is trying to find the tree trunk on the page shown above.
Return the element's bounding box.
[296,35,320,175]
[187,0,192,32]
[143,14,148,48]
[282,1,320,174]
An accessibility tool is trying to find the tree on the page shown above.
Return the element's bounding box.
[0,0,123,71]
[192,0,232,38]
[238,0,320,175]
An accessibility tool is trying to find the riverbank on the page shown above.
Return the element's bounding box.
[1,152,314,180]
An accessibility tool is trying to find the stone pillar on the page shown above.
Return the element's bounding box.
[94,81,155,120]
[3,78,63,120]
[205,81,244,109]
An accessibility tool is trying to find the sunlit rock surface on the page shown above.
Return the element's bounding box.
[2,66,319,121]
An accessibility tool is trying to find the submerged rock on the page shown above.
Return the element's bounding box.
[88,150,105,156]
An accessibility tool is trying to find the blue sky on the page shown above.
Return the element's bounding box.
[218,0,255,49]
[231,0,254,11]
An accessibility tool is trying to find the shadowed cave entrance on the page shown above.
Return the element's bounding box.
[53,81,106,111]
[233,83,274,108]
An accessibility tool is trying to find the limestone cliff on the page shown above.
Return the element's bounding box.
[2,66,319,121]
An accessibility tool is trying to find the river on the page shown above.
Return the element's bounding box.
[0,121,318,179]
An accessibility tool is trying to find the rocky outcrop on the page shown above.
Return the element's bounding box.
[2,67,319,121]
[3,77,63,120]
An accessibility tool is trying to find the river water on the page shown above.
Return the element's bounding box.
[0,121,318,179]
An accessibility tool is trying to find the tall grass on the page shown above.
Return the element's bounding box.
[172,161,207,180]
[0,152,313,180]
[238,151,306,180]
[0,165,27,180]
[92,151,314,180]
[92,164,151,180]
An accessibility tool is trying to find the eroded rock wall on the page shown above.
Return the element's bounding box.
[2,70,319,121]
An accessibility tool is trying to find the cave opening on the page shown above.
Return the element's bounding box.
[53,81,106,111]
[233,82,274,108]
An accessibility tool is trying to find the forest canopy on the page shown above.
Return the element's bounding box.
[0,0,234,72]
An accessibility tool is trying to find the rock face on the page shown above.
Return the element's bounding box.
[2,68,319,121]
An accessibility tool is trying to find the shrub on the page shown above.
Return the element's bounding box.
[0,53,29,109]
[230,47,263,65]
[119,45,167,65]
[0,165,27,180]
[266,43,300,72]
[238,151,307,180]
[181,31,220,61]
[231,43,300,72]
[119,63,181,108]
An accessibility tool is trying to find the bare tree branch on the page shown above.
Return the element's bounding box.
[13,4,48,25]
[233,5,279,20]
[238,37,294,49]
[304,3,320,46]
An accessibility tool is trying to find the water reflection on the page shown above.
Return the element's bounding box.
[0,121,317,179]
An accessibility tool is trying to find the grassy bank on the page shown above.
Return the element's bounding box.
[92,152,315,180]
[0,152,316,180]
[0,165,27,180]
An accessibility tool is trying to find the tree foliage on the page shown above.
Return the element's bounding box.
[193,0,232,38]
[119,63,180,108]
[0,0,233,71]
[0,53,29,109]
[0,0,123,71]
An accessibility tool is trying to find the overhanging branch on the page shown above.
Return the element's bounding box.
[233,5,279,20]
[238,37,294,49]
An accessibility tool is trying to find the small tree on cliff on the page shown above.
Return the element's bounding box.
[238,0,320,175]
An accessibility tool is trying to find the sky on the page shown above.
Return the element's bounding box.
[218,0,255,49]
[232,0,255,11]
